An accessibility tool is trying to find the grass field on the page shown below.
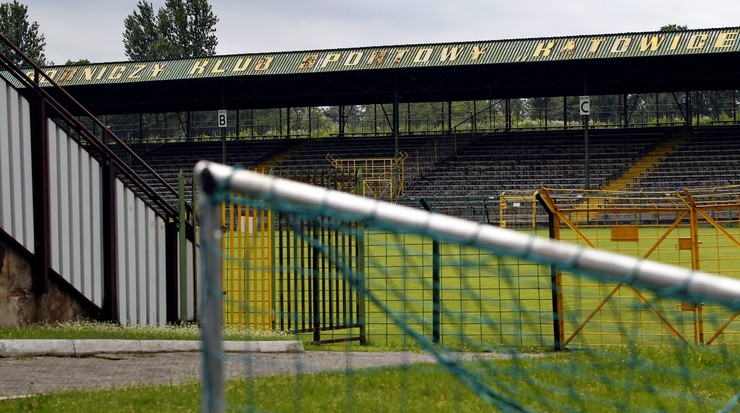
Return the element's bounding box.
[1,345,737,412]
[191,216,740,411]
[222,223,740,348]
[1,219,738,411]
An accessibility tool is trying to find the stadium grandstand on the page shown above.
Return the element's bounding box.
[2,26,740,327]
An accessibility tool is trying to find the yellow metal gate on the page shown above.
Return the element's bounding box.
[222,197,274,330]
[220,171,366,344]
[538,187,740,347]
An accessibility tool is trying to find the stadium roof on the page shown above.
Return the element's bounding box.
[34,26,740,114]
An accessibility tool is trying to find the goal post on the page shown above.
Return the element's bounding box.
[196,160,740,413]
[198,164,224,413]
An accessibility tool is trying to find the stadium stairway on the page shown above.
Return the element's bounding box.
[600,129,689,193]
[254,139,313,171]
[563,129,689,225]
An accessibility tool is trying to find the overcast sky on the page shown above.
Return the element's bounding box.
[24,0,740,64]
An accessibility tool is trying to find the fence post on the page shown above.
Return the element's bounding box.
[536,191,564,351]
[179,170,188,323]
[420,199,441,344]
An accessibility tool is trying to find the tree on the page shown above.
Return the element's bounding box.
[660,24,688,32]
[123,0,218,61]
[65,58,90,65]
[0,0,47,67]
[123,1,160,61]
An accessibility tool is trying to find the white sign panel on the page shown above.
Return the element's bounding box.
[579,96,590,116]
[218,110,227,128]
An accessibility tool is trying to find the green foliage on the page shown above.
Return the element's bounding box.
[661,24,689,32]
[0,321,290,341]
[0,0,47,67]
[123,0,218,61]
[123,1,159,61]
[64,58,90,65]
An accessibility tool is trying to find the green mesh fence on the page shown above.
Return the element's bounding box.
[196,161,740,413]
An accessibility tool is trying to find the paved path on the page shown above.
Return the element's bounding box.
[0,351,442,398]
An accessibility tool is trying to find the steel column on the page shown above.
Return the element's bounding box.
[30,95,50,298]
[393,93,400,155]
[101,131,119,321]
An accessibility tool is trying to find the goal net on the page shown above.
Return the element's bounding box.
[196,161,740,413]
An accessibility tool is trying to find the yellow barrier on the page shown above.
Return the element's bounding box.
[327,152,407,200]
[538,186,740,346]
[222,196,273,330]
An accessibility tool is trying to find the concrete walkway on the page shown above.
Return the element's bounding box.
[0,340,443,399]
[0,339,303,357]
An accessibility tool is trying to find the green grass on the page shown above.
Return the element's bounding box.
[1,346,737,412]
[0,366,487,413]
[0,321,291,341]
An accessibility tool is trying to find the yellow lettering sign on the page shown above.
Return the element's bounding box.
[36,28,740,86]
[211,59,226,74]
[345,51,363,66]
[367,51,388,66]
[95,67,108,80]
[440,46,460,62]
[669,34,681,51]
[471,45,488,60]
[413,48,433,63]
[58,68,77,82]
[129,64,147,79]
[715,31,737,48]
[534,41,554,58]
[190,61,208,75]
[234,57,252,72]
[83,67,98,81]
[611,37,631,53]
[393,49,409,64]
[558,40,576,56]
[108,66,125,80]
[321,53,341,68]
[152,64,166,77]
[588,39,605,54]
[39,69,57,84]
[299,54,318,70]
[254,57,273,71]
[639,35,665,52]
[688,34,708,49]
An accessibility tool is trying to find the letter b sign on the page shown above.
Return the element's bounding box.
[218,110,227,128]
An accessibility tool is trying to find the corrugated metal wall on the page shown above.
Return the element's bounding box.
[0,76,198,325]
[116,181,168,325]
[185,239,199,321]
[48,121,103,306]
[0,78,34,252]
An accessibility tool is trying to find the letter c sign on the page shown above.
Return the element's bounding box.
[579,96,590,116]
